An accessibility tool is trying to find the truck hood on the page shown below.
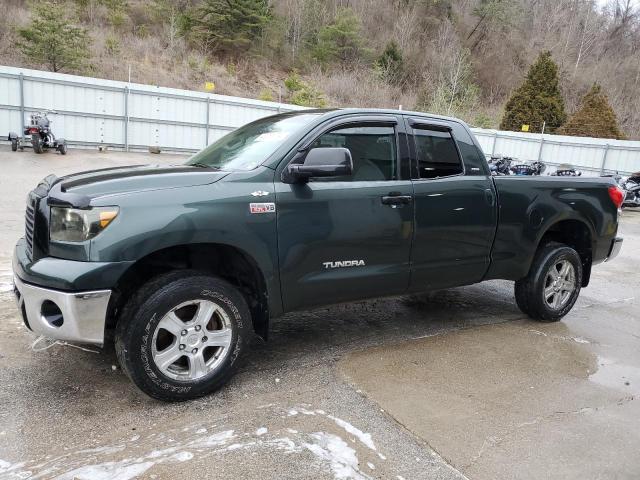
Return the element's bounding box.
[43,164,228,206]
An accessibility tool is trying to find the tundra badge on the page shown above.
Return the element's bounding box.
[323,260,366,269]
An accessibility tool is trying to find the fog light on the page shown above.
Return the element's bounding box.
[41,300,63,327]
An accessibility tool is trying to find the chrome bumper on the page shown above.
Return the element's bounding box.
[13,275,111,346]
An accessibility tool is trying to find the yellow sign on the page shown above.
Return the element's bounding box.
[204,81,215,92]
[521,124,530,132]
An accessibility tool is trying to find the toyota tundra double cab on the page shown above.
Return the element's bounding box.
[13,109,624,401]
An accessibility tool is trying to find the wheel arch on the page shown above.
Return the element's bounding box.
[534,217,594,287]
[107,243,271,340]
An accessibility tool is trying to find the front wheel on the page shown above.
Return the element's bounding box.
[57,143,67,155]
[31,135,43,153]
[115,271,251,401]
[514,243,582,322]
[11,139,18,151]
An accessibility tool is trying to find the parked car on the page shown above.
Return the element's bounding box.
[12,109,624,401]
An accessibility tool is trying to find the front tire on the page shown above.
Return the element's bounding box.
[32,135,43,153]
[514,243,582,322]
[11,139,17,151]
[115,271,251,401]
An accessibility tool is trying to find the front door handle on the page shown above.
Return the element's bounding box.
[381,193,413,206]
[484,188,495,207]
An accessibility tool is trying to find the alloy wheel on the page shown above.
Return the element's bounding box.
[151,299,233,381]
[543,260,576,310]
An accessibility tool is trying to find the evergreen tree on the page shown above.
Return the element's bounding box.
[500,51,566,133]
[284,71,326,107]
[375,41,404,85]
[312,8,368,67]
[558,84,625,139]
[17,0,91,73]
[193,0,272,57]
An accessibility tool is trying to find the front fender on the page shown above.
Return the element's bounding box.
[89,169,282,314]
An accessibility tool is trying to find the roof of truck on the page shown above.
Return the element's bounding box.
[298,108,466,125]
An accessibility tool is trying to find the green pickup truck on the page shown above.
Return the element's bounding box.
[13,109,624,401]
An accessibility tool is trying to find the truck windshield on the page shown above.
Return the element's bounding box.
[185,112,320,171]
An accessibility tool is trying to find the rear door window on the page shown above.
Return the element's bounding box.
[413,129,463,179]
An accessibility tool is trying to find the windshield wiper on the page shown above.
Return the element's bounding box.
[190,163,221,170]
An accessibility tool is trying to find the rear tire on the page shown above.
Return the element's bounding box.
[11,139,17,152]
[115,271,251,401]
[514,243,582,322]
[32,136,43,154]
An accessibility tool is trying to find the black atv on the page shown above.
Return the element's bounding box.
[8,111,67,154]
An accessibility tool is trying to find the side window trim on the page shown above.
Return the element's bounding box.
[298,116,398,151]
[405,118,466,181]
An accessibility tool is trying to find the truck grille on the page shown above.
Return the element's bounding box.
[25,194,37,259]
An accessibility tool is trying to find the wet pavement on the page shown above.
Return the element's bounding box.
[0,146,639,479]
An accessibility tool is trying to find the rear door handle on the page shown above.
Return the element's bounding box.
[381,193,413,206]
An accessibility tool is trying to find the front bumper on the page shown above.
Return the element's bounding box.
[12,238,127,346]
[13,274,111,345]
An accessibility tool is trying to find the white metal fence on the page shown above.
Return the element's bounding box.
[1,65,640,174]
[471,128,640,176]
[0,65,304,153]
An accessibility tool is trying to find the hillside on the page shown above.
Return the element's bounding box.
[1,0,639,139]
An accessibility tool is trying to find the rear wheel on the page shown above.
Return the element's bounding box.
[31,135,43,153]
[115,271,251,401]
[514,243,582,322]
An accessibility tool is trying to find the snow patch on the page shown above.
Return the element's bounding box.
[571,336,590,344]
[327,415,376,451]
[303,432,371,480]
[54,460,155,480]
[172,451,193,462]
[256,427,268,436]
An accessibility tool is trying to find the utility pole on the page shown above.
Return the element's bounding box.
[541,121,546,134]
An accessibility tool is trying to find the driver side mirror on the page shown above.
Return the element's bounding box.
[286,147,353,183]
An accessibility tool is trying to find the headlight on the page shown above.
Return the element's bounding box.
[50,206,119,242]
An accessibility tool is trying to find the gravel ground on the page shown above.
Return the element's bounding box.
[0,146,638,480]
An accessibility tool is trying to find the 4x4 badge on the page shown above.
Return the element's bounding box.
[250,203,276,214]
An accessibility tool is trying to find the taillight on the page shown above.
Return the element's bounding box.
[29,127,38,133]
[608,185,624,209]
